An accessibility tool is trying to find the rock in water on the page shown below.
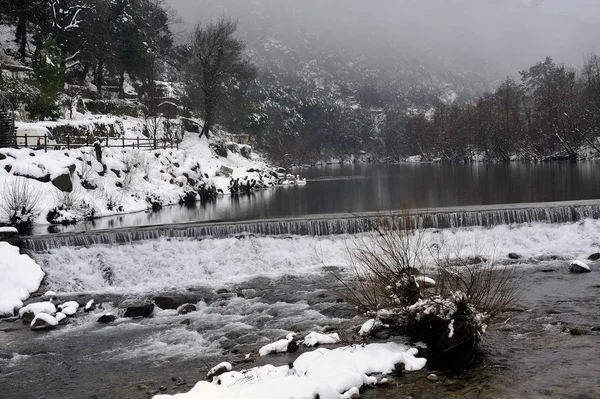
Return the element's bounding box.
[206,362,232,380]
[508,252,522,260]
[123,302,154,318]
[177,303,197,315]
[569,260,591,273]
[30,314,58,331]
[98,314,116,323]
[587,253,600,261]
[154,296,180,310]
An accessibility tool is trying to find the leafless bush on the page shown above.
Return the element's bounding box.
[0,178,42,228]
[344,215,521,363]
[345,215,520,317]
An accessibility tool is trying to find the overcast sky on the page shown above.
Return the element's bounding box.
[530,0,600,22]
[171,0,600,73]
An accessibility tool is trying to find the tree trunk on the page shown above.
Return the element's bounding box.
[118,70,125,99]
[96,60,104,95]
[16,15,27,61]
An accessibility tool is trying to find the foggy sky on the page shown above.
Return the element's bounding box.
[170,0,600,74]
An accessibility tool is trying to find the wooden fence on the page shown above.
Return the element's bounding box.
[8,134,179,152]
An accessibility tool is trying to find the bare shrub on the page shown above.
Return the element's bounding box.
[0,178,42,229]
[344,215,521,364]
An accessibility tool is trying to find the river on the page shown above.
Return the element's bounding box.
[2,163,600,398]
[30,162,600,236]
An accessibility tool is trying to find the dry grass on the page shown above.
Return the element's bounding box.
[0,177,42,227]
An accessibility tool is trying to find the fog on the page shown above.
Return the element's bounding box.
[171,0,599,77]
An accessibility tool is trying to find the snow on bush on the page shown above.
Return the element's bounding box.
[303,332,340,347]
[0,242,45,316]
[154,343,426,399]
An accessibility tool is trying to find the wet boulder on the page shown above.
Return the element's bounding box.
[153,296,180,310]
[587,253,600,261]
[98,313,116,323]
[177,303,197,315]
[569,260,591,273]
[508,252,522,260]
[30,314,58,331]
[123,301,154,318]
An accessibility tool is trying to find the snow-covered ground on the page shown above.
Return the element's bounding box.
[0,241,45,316]
[0,114,285,227]
[154,343,425,399]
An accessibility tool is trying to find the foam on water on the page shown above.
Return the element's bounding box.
[32,219,600,296]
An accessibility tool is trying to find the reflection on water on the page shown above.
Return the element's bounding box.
[33,162,600,235]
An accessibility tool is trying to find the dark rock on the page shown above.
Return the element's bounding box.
[81,180,97,190]
[51,172,73,193]
[4,164,11,173]
[240,146,252,159]
[30,316,56,331]
[206,363,231,380]
[508,253,522,260]
[153,296,180,310]
[591,326,600,332]
[177,303,197,315]
[66,163,76,174]
[286,339,299,353]
[123,302,154,318]
[569,328,588,336]
[21,311,35,324]
[209,142,228,158]
[587,253,600,261]
[97,314,116,323]
[0,152,5,160]
[569,261,591,273]
[216,288,229,294]
[0,228,19,243]
[110,168,121,178]
[180,318,191,325]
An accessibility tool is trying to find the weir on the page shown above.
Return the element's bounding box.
[21,199,600,252]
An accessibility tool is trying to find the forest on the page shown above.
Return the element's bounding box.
[1,0,599,164]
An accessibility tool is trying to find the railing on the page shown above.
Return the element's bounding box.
[7,134,179,152]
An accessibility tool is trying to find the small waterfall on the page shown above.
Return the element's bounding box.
[22,201,600,252]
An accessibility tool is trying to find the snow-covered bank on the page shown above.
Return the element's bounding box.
[154,343,426,399]
[0,115,292,228]
[31,219,600,296]
[0,242,45,316]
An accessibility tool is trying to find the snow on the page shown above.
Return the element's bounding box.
[358,318,384,337]
[85,299,94,310]
[55,312,67,322]
[207,362,232,379]
[18,301,56,317]
[0,243,45,316]
[60,306,77,316]
[0,227,18,233]
[44,291,57,297]
[153,343,426,399]
[303,331,340,347]
[569,260,591,272]
[259,333,296,356]
[414,276,436,287]
[31,312,58,327]
[0,114,283,228]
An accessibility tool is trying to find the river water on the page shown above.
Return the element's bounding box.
[31,162,600,235]
[2,221,600,398]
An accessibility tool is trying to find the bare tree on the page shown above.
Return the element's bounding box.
[186,16,256,138]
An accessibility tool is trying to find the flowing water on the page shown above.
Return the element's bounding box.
[2,222,600,398]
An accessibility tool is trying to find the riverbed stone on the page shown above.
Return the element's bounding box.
[177,303,197,315]
[20,311,35,324]
[569,260,591,273]
[508,252,522,260]
[31,316,56,331]
[569,328,588,336]
[153,296,180,310]
[587,253,600,261]
[123,302,154,318]
[98,314,116,323]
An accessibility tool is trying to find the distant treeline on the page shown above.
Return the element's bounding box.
[382,56,600,163]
